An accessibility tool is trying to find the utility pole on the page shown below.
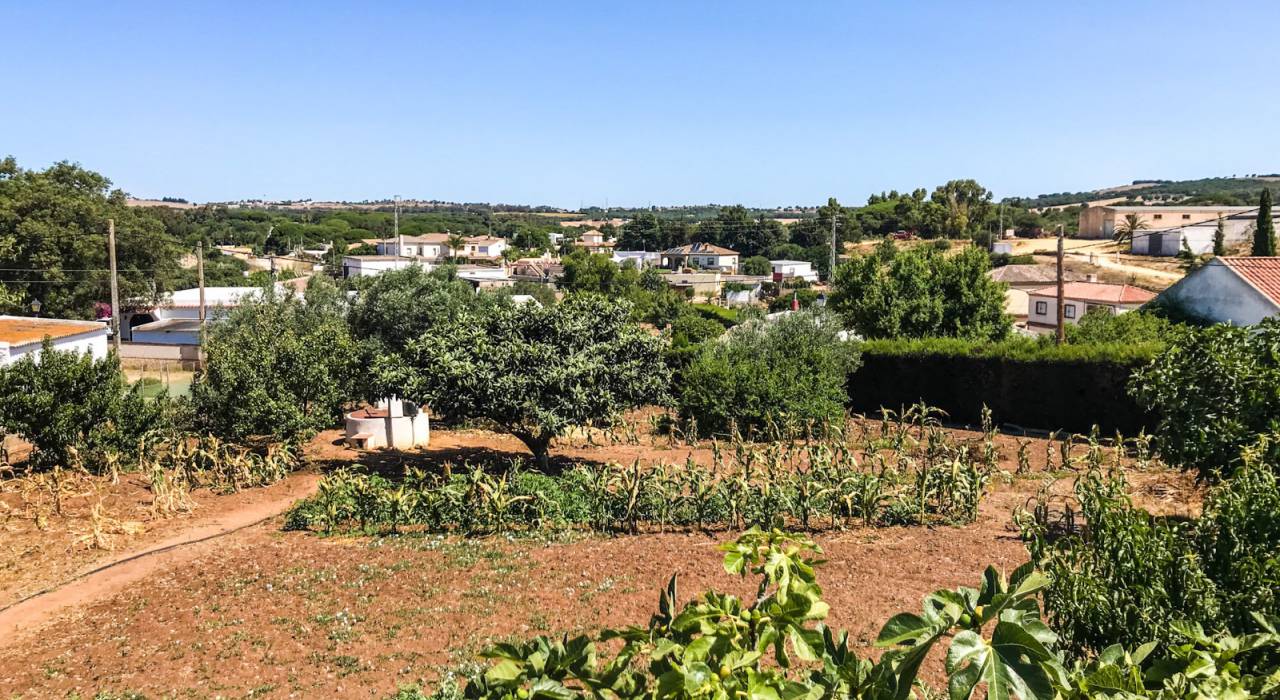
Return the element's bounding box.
[1056,224,1066,346]
[829,213,838,282]
[196,240,206,329]
[394,195,401,256]
[107,219,121,351]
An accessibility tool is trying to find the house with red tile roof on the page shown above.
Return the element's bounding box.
[1025,281,1157,331]
[1156,257,1280,326]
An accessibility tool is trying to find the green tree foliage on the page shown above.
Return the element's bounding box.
[741,255,771,276]
[1113,213,1150,245]
[347,265,483,353]
[1214,218,1227,256]
[0,157,184,319]
[1253,188,1276,256]
[617,213,691,251]
[830,244,1010,341]
[441,527,1280,700]
[932,179,994,239]
[378,296,669,467]
[558,250,641,296]
[1130,319,1280,478]
[1022,442,1280,667]
[1066,309,1173,345]
[697,206,786,257]
[192,279,362,442]
[0,342,165,468]
[677,310,858,438]
[497,280,557,307]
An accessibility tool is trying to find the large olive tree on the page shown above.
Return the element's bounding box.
[378,295,669,468]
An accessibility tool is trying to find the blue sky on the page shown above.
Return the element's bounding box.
[3,1,1277,208]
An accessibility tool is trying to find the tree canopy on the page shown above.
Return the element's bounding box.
[192,278,362,442]
[1253,188,1275,256]
[0,158,184,319]
[377,296,669,467]
[829,244,1010,341]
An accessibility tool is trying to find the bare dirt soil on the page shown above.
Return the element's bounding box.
[0,424,1201,698]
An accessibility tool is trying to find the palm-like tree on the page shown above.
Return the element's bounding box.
[447,233,466,260]
[1112,213,1150,244]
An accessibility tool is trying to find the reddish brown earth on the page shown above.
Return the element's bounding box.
[0,424,1201,698]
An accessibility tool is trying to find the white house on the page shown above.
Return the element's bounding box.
[461,236,508,260]
[769,260,819,283]
[125,286,279,343]
[612,250,661,268]
[455,264,514,289]
[0,316,109,366]
[341,255,423,278]
[662,243,739,273]
[377,233,452,260]
[1025,282,1156,332]
[1156,256,1280,325]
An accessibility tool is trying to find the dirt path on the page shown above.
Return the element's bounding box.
[1064,251,1183,282]
[0,471,319,647]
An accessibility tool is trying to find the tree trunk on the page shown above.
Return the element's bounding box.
[514,430,553,471]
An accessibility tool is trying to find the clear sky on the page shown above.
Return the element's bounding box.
[4,1,1277,209]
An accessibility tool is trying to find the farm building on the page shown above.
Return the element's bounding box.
[1079,205,1261,240]
[1025,282,1155,332]
[0,316,109,366]
[769,260,819,283]
[124,286,277,343]
[1156,256,1280,325]
[341,255,423,278]
[612,250,661,268]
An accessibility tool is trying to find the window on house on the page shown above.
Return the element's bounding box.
[1034,300,1047,315]
[1064,304,1076,319]
[1153,214,1163,220]
[1182,214,1192,220]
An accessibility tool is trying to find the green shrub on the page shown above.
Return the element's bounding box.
[1130,318,1280,477]
[689,303,738,328]
[678,310,858,438]
[0,342,168,468]
[448,528,1280,699]
[1021,439,1280,662]
[850,337,1159,434]
[192,281,363,442]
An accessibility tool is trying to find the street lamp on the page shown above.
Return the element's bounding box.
[30,299,42,317]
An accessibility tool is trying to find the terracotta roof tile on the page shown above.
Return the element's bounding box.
[1220,257,1280,305]
[0,317,105,346]
[1027,282,1156,304]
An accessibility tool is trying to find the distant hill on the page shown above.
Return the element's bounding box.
[1008,175,1279,209]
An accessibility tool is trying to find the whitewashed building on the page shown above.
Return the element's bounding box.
[769,260,819,283]
[377,233,452,260]
[1156,257,1280,325]
[0,316,109,366]
[1026,282,1155,332]
[662,243,739,273]
[341,255,423,278]
[612,250,662,268]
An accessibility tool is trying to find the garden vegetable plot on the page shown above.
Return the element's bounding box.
[0,422,1199,698]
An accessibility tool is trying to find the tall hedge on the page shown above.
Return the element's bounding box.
[848,338,1160,434]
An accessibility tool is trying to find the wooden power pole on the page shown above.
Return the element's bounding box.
[196,240,206,328]
[107,219,121,351]
[829,213,838,281]
[1055,225,1066,345]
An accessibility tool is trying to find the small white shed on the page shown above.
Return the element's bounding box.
[0,316,109,366]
